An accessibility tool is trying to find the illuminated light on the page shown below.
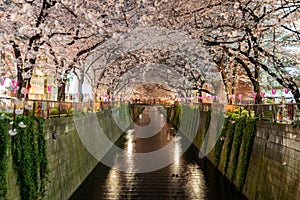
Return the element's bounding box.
[127,138,133,155]
[105,169,121,199]
[238,94,242,102]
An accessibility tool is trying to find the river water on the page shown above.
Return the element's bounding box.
[70,106,247,200]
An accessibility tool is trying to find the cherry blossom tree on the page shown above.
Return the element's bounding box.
[0,0,299,104]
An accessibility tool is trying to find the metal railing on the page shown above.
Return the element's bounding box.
[171,102,300,124]
[1,97,299,123]
[0,97,126,119]
[224,103,300,123]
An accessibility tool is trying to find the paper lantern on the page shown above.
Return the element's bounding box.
[283,88,289,94]
[271,89,276,95]
[47,86,52,92]
[238,94,242,101]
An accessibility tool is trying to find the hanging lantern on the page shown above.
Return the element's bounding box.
[47,86,52,92]
[271,89,276,95]
[238,94,242,102]
[260,92,265,98]
[253,93,257,102]
[283,88,289,94]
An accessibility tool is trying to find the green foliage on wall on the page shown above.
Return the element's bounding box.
[230,117,246,182]
[0,114,9,199]
[169,105,257,192]
[215,109,257,191]
[223,118,236,173]
[237,118,256,191]
[215,115,230,167]
[11,116,48,200]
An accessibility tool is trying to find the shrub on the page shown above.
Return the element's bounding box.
[241,109,249,117]
[49,107,59,115]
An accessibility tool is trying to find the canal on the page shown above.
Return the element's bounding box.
[70,106,247,200]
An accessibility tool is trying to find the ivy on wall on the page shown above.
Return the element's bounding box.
[214,108,257,191]
[230,117,246,182]
[0,114,9,199]
[11,116,48,200]
[223,119,236,174]
[215,115,230,167]
[237,118,256,191]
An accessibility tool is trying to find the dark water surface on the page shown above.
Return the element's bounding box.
[70,107,247,200]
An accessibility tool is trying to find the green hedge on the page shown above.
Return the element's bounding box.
[215,109,257,191]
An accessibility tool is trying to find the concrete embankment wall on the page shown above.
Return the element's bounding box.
[6,105,142,200]
[243,122,300,200]
[167,105,300,200]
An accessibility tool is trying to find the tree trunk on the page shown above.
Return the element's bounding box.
[75,69,84,102]
[253,81,262,104]
[291,88,300,108]
[57,84,66,101]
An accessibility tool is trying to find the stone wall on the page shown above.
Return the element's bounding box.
[243,122,300,200]
[6,105,142,200]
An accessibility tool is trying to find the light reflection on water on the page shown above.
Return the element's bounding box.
[70,107,247,200]
[104,168,121,199]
